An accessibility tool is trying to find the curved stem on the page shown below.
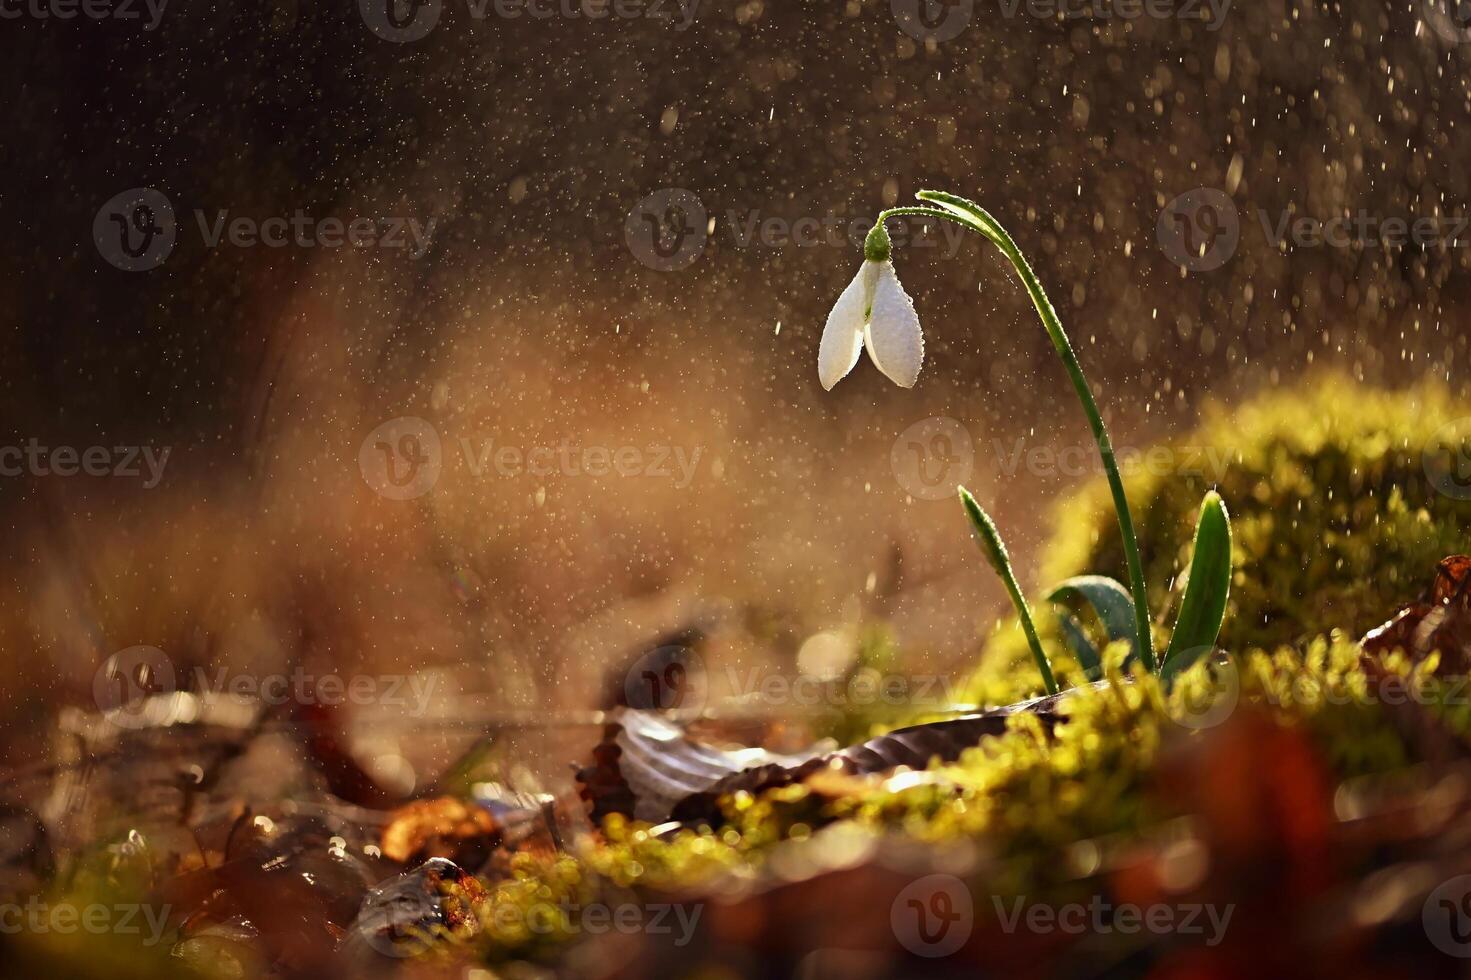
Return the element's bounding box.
[987,228,1156,673]
[876,206,974,230]
[887,194,1159,673]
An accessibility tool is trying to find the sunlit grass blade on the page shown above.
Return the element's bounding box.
[1163,491,1233,671]
[959,485,1059,695]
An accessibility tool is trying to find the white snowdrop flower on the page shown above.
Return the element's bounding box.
[818,221,923,390]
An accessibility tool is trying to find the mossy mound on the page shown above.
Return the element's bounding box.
[468,639,1442,965]
[964,375,1471,704]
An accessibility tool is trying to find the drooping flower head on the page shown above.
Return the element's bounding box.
[818,220,924,390]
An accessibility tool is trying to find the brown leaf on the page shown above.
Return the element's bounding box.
[580,685,1094,826]
[1361,555,1471,672]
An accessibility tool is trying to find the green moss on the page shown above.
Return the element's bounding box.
[470,634,1455,964]
[964,375,1471,704]
[824,638,1419,890]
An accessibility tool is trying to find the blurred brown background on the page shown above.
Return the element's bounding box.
[2,0,1470,766]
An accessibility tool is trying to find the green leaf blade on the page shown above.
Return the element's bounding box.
[1047,575,1138,668]
[1163,491,1233,670]
[915,190,1007,245]
[1055,611,1102,680]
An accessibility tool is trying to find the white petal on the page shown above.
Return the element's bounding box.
[818,263,876,390]
[863,261,924,388]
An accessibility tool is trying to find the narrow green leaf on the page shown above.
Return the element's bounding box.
[1047,575,1138,661]
[1055,611,1102,680]
[1163,491,1233,669]
[915,190,1007,245]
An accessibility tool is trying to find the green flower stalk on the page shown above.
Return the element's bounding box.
[818,190,1158,675]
